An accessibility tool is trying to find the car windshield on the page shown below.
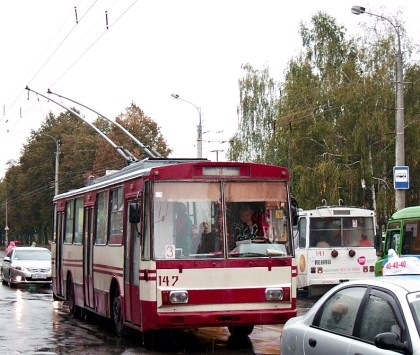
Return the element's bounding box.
[13,250,51,261]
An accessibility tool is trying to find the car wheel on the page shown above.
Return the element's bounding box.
[8,277,15,288]
[67,278,82,319]
[112,287,126,337]
[7,270,15,288]
[228,325,254,337]
[1,269,7,285]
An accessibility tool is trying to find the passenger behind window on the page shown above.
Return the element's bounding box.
[316,236,330,248]
[175,202,192,255]
[190,224,200,254]
[235,205,268,244]
[197,222,220,254]
[330,230,341,246]
[358,233,373,247]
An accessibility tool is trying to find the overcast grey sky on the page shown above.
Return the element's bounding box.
[1,0,419,178]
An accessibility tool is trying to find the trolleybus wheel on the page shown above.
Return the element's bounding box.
[112,287,126,337]
[67,278,82,319]
[228,325,254,337]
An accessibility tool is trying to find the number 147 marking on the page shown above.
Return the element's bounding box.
[158,275,179,286]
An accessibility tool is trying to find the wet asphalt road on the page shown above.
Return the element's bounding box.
[0,249,316,355]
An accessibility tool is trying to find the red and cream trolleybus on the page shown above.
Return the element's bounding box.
[51,158,298,339]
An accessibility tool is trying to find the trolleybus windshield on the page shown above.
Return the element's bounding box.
[152,180,292,259]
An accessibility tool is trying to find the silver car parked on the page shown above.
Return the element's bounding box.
[2,247,52,287]
[281,275,420,355]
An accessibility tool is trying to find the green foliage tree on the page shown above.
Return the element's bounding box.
[228,10,420,230]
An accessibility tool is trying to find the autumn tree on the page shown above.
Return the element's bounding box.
[0,102,171,243]
[91,102,171,177]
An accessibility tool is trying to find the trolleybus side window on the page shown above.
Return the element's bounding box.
[74,197,84,244]
[402,221,420,254]
[309,217,375,248]
[96,191,108,245]
[298,217,307,248]
[109,187,124,245]
[65,200,74,244]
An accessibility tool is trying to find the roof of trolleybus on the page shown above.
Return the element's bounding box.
[53,158,290,200]
[301,205,375,217]
[389,206,420,221]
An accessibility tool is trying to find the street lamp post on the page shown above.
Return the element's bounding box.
[351,6,405,211]
[171,93,202,158]
[210,149,224,162]
[41,133,60,195]
[4,180,8,248]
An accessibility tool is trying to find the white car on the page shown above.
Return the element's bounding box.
[2,247,52,286]
[281,274,420,354]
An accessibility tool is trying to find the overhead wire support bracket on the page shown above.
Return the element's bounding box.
[25,86,137,165]
[74,7,78,24]
[46,89,162,159]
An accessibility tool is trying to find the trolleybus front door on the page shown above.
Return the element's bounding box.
[124,201,141,325]
[55,212,64,296]
[83,207,95,309]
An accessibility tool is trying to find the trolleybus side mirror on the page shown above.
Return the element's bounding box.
[129,202,141,224]
[291,196,299,226]
[292,207,299,226]
[374,234,382,250]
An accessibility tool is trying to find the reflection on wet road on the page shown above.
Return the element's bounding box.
[0,283,317,355]
[0,250,318,354]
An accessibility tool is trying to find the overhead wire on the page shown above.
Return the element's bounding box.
[0,0,103,137]
[0,0,138,158]
[49,0,138,88]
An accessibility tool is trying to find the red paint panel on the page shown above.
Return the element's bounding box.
[94,263,123,272]
[63,262,83,268]
[93,264,124,277]
[93,268,124,278]
[94,289,110,317]
[150,162,289,180]
[156,258,292,269]
[140,300,296,331]
[180,287,291,305]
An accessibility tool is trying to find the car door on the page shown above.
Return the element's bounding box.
[304,285,404,355]
[303,286,367,355]
[347,288,407,355]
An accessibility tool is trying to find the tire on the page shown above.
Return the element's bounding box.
[1,268,7,285]
[228,325,254,337]
[7,270,15,288]
[112,287,126,337]
[67,278,82,318]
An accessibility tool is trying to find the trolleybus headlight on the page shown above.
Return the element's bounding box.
[169,290,189,304]
[265,287,284,301]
